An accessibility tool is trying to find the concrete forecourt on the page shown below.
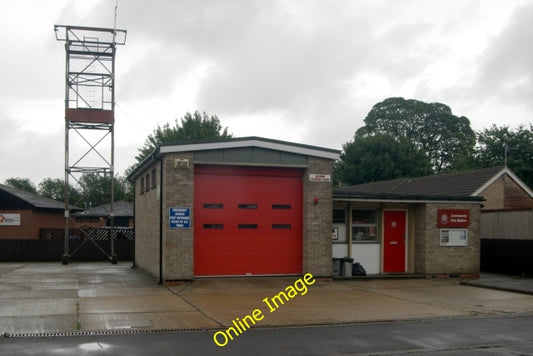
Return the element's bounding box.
[213,273,316,347]
[1,262,533,346]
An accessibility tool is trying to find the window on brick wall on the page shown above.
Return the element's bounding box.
[140,177,145,195]
[145,174,150,192]
[151,169,156,189]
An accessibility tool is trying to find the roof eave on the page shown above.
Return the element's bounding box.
[159,137,341,160]
[333,191,484,204]
[473,167,533,198]
[127,147,160,182]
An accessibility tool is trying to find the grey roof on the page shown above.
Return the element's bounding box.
[129,136,341,181]
[334,166,510,202]
[159,136,341,158]
[0,183,80,211]
[74,200,133,218]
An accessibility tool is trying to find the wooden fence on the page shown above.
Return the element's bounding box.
[0,227,134,262]
[481,209,533,275]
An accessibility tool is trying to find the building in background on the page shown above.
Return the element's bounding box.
[75,201,133,227]
[0,183,79,240]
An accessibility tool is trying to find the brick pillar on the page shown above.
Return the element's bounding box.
[161,152,195,280]
[302,157,334,277]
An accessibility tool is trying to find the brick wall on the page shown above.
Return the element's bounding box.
[413,204,427,274]
[161,152,194,280]
[0,210,64,240]
[479,176,504,210]
[302,157,334,277]
[416,203,481,275]
[134,160,161,279]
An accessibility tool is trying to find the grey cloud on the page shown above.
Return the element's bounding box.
[196,4,378,115]
[57,0,533,148]
[476,2,533,106]
[0,114,63,183]
[99,1,413,121]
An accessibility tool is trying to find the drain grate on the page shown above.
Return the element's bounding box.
[1,326,225,338]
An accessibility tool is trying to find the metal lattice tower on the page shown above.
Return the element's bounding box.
[55,25,127,264]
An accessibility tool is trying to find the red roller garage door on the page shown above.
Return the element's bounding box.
[194,165,303,276]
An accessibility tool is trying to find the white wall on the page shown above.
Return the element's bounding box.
[332,242,381,275]
[352,243,380,275]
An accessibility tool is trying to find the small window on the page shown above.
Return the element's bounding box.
[140,177,145,195]
[151,169,156,189]
[272,204,291,210]
[272,224,291,229]
[353,210,376,224]
[203,224,224,229]
[238,204,258,209]
[145,174,150,192]
[203,203,224,209]
[238,224,258,229]
[333,208,346,223]
[352,209,378,242]
[333,208,347,242]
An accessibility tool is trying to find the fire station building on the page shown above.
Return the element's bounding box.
[128,137,340,282]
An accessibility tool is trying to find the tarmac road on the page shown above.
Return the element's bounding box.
[1,314,533,355]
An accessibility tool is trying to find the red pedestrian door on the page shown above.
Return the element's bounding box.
[383,210,406,273]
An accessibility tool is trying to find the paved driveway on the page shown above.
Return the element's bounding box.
[1,262,533,336]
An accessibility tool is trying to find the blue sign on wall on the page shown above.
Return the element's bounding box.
[169,207,190,229]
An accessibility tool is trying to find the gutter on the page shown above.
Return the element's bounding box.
[333,198,484,205]
[127,147,161,181]
[131,188,136,269]
[333,191,485,204]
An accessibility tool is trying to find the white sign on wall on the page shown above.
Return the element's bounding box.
[440,229,468,247]
[309,174,331,182]
[0,213,21,226]
[332,227,339,240]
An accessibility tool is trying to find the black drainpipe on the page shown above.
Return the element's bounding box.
[158,155,164,285]
[131,184,136,269]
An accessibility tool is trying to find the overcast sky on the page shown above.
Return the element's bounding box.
[1,0,532,185]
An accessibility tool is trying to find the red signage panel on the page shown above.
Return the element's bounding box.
[437,209,469,228]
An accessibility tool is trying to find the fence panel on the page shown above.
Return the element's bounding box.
[481,209,533,275]
[481,239,533,275]
[0,227,134,262]
[481,210,533,240]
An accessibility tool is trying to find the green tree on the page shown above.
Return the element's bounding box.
[475,124,533,187]
[335,135,433,185]
[136,111,232,163]
[38,178,64,200]
[77,173,128,207]
[118,175,133,202]
[357,97,476,173]
[38,178,83,205]
[4,177,37,193]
